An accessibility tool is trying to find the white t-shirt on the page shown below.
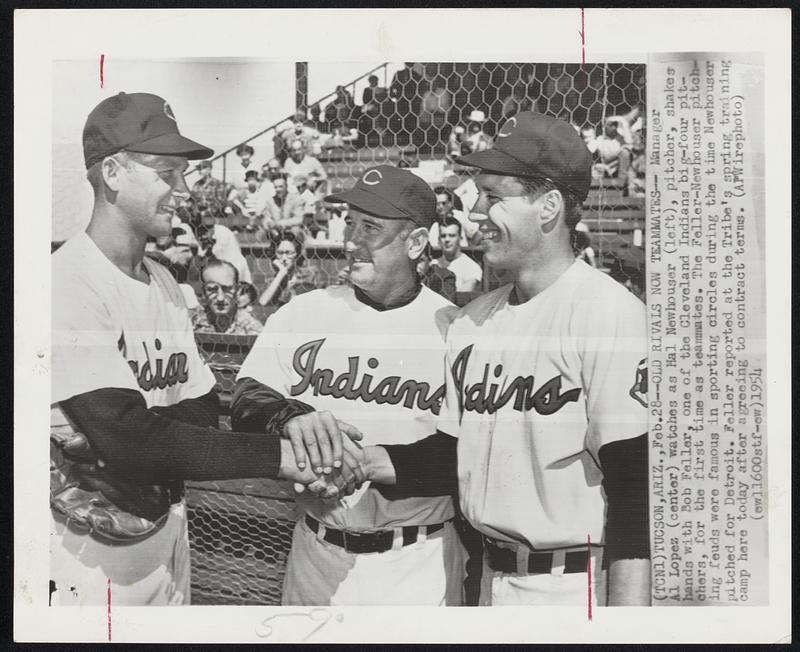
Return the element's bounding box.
[434,252,483,293]
[51,231,216,413]
[438,261,647,549]
[238,285,458,531]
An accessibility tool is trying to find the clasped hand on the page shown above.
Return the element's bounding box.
[278,411,368,500]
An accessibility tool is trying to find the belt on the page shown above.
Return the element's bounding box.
[305,515,446,554]
[485,537,589,575]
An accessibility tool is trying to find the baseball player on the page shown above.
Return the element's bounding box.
[50,92,350,606]
[350,112,650,606]
[231,165,467,606]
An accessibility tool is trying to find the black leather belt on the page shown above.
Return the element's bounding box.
[305,515,446,554]
[485,537,589,575]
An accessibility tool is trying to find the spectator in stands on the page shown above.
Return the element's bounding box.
[628,129,646,197]
[292,173,323,235]
[262,175,305,238]
[362,74,382,109]
[193,259,263,334]
[262,158,284,183]
[572,228,599,268]
[593,117,633,187]
[283,140,328,192]
[230,170,269,232]
[325,85,355,125]
[257,230,322,307]
[280,112,322,157]
[237,281,259,315]
[447,125,469,161]
[429,186,470,248]
[416,244,457,303]
[232,144,259,190]
[390,62,425,145]
[465,110,492,153]
[433,217,482,295]
[194,211,254,285]
[418,76,453,150]
[191,160,230,208]
[322,120,359,150]
[308,103,327,133]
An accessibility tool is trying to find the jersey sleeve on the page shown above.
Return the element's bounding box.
[579,288,648,459]
[51,277,140,404]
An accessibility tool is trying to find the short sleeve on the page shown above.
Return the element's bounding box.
[51,278,139,404]
[580,289,648,458]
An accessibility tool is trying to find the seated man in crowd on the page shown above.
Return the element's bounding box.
[417,243,457,303]
[429,186,474,247]
[232,144,259,190]
[193,259,263,335]
[433,217,483,295]
[191,160,230,208]
[283,140,328,193]
[591,117,633,187]
[262,175,305,239]
[280,111,322,157]
[230,170,270,231]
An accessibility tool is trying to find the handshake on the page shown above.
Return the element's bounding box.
[277,411,374,500]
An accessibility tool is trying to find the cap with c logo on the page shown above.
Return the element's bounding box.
[324,164,437,229]
[82,92,214,169]
[455,111,593,201]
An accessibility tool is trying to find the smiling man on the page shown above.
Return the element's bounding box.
[231,165,467,606]
[351,112,651,607]
[50,93,339,606]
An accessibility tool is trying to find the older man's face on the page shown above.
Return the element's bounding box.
[202,264,238,327]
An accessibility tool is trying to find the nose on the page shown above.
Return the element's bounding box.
[173,172,190,199]
[468,195,489,223]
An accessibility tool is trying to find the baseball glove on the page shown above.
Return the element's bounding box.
[50,429,180,544]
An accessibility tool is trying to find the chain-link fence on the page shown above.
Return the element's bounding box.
[54,62,647,605]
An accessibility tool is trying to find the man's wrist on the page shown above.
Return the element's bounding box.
[277,438,295,480]
[362,445,396,485]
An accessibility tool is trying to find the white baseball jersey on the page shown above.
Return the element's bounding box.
[438,260,647,550]
[50,231,216,606]
[238,284,456,531]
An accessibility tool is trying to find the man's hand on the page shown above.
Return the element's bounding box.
[283,412,363,475]
[295,436,369,499]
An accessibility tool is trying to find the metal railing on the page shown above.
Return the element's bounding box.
[185,62,391,186]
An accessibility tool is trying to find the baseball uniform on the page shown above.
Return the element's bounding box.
[235,285,466,606]
[50,231,217,606]
[437,260,648,605]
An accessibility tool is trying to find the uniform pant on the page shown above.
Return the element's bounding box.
[282,517,467,606]
[480,547,606,606]
[49,502,190,606]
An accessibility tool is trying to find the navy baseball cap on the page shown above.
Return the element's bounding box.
[324,165,437,229]
[83,92,214,169]
[455,111,593,201]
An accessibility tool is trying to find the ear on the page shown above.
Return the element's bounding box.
[405,226,429,261]
[539,189,563,235]
[100,155,125,193]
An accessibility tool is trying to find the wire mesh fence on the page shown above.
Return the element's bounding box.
[57,62,647,605]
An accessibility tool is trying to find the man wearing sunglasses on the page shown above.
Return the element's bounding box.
[50,93,357,606]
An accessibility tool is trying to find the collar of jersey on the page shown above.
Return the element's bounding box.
[353,283,422,312]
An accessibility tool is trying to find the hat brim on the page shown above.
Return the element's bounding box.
[454,149,535,178]
[323,187,408,220]
[126,132,214,161]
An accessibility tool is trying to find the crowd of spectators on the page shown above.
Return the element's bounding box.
[157,62,645,333]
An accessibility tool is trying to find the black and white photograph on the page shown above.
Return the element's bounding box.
[15,8,791,644]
